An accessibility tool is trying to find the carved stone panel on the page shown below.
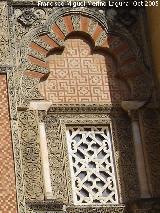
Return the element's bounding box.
[0,2,11,66]
[140,108,160,197]
[18,111,44,200]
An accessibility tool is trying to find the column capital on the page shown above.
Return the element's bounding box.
[29,100,52,122]
[121,100,146,120]
[121,100,146,112]
[122,101,151,198]
[29,100,52,111]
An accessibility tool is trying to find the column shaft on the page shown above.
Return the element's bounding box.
[131,120,150,198]
[39,122,53,200]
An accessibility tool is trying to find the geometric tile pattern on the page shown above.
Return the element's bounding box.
[39,36,130,104]
[0,75,17,213]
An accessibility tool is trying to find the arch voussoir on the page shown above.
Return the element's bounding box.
[19,8,152,106]
[63,15,74,34]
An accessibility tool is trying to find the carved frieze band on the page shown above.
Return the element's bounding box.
[0,2,11,66]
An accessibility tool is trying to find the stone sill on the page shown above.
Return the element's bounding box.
[26,200,125,212]
[66,205,125,212]
[26,200,64,211]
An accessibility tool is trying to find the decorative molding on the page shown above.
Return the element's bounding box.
[0,66,12,73]
[17,10,38,26]
[65,205,125,213]
[48,104,125,115]
[0,2,11,66]
[26,200,64,211]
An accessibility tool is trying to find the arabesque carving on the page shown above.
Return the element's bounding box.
[7,5,153,213]
[140,108,160,197]
[18,111,44,200]
[0,2,11,66]
[44,106,139,209]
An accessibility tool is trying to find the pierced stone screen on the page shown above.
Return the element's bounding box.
[66,126,119,205]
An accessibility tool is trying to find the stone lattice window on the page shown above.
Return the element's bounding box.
[66,126,119,205]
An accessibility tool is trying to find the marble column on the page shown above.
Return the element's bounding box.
[29,100,53,200]
[130,111,150,198]
[121,101,151,198]
[38,120,53,200]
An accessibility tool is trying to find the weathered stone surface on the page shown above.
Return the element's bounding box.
[0,2,11,66]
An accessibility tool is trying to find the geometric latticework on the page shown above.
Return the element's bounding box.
[66,126,119,205]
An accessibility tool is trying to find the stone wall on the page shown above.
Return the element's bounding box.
[0,75,17,213]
